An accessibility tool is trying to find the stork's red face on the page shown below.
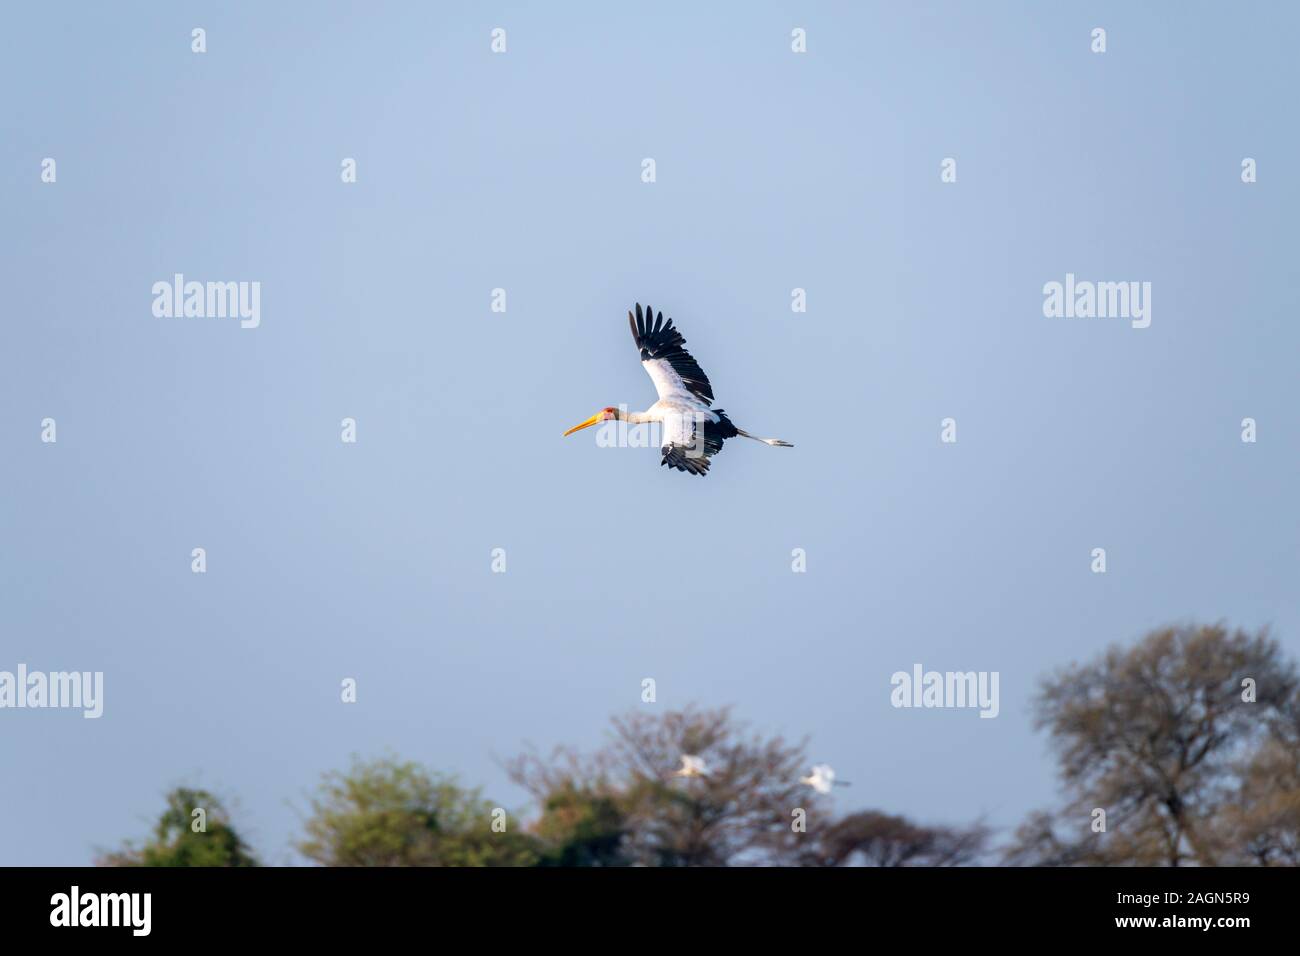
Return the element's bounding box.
[563,407,617,436]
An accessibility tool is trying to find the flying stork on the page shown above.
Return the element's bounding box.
[673,755,710,778]
[800,764,852,795]
[563,303,793,476]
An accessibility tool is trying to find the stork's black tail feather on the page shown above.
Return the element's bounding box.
[712,409,740,439]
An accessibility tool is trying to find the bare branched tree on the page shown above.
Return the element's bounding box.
[510,705,812,866]
[510,705,991,867]
[1006,623,1299,866]
[800,810,990,867]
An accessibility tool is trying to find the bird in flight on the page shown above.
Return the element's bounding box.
[800,764,851,794]
[563,303,793,476]
[673,755,710,778]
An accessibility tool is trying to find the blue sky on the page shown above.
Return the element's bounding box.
[2,2,1297,864]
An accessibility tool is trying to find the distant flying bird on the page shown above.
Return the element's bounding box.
[563,303,793,476]
[800,764,851,794]
[673,755,710,778]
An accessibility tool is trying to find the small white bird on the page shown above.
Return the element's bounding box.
[800,764,851,794]
[673,755,710,778]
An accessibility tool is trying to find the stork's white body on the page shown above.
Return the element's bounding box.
[674,754,710,778]
[801,763,851,794]
[635,399,719,450]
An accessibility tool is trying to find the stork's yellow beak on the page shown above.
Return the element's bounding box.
[563,412,604,437]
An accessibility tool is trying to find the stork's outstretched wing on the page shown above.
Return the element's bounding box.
[629,302,714,404]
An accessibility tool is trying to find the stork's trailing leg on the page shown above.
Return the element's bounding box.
[735,428,794,448]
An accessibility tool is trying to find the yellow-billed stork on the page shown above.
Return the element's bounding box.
[563,303,793,476]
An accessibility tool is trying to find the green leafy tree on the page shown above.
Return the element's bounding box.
[296,756,537,866]
[529,782,631,867]
[98,787,258,867]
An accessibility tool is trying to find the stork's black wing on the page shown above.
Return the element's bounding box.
[629,302,714,405]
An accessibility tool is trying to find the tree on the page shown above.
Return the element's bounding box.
[512,706,991,867]
[513,705,838,866]
[98,787,258,867]
[801,810,989,867]
[1006,623,1300,866]
[1218,692,1300,865]
[296,756,536,866]
[529,782,632,867]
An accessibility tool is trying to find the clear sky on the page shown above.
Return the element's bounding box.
[2,2,1297,865]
